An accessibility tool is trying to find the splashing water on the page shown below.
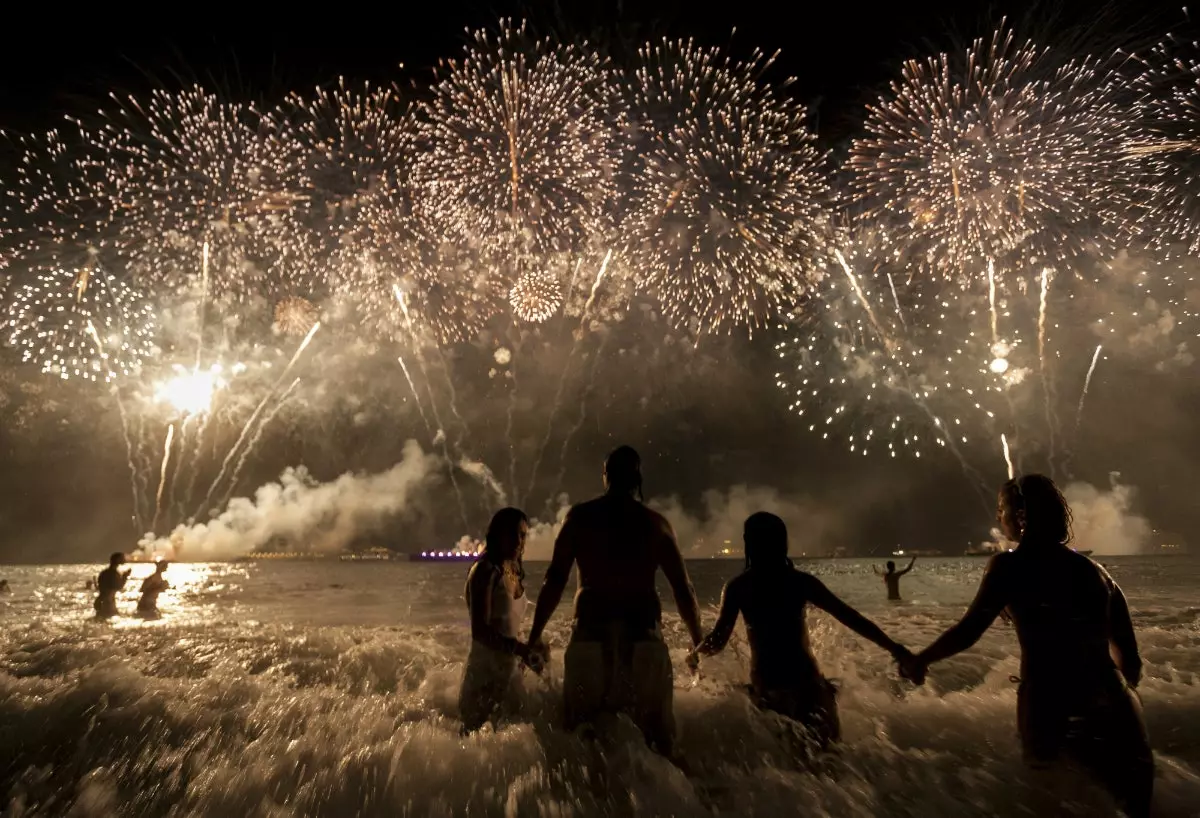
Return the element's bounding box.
[1,558,1197,817]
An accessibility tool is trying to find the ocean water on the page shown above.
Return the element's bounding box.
[0,556,1198,817]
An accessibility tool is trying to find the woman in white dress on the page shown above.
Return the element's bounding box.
[460,507,536,733]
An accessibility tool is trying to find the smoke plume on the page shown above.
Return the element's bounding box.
[137,439,443,561]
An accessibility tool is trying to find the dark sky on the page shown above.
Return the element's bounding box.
[0,0,1196,562]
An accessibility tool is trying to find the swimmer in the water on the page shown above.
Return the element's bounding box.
[526,446,703,757]
[692,512,912,750]
[0,579,9,594]
[900,474,1153,818]
[873,556,916,601]
[137,560,170,617]
[94,552,129,619]
[460,507,536,734]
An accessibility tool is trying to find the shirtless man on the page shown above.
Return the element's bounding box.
[526,446,703,756]
[874,556,916,601]
[693,512,910,748]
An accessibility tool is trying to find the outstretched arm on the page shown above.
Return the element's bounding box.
[917,555,1009,666]
[898,556,917,576]
[1109,582,1142,688]
[657,520,704,647]
[806,576,907,657]
[696,579,741,656]
[526,515,577,647]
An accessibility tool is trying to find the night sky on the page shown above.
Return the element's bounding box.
[0,0,1196,562]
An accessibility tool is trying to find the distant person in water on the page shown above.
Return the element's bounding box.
[94,553,129,619]
[460,507,536,733]
[874,556,916,600]
[526,445,703,757]
[0,579,9,594]
[692,512,912,750]
[137,561,170,618]
[900,474,1153,818]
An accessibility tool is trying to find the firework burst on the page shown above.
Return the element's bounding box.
[91,87,299,299]
[416,20,619,261]
[850,27,1137,280]
[623,39,829,333]
[1126,36,1200,252]
[5,266,157,382]
[273,296,321,336]
[508,268,563,323]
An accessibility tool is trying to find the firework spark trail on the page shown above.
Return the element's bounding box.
[525,249,611,502]
[217,378,302,509]
[196,241,209,368]
[987,260,999,345]
[886,271,906,328]
[198,323,321,517]
[396,352,433,436]
[113,389,143,534]
[551,329,613,507]
[505,335,523,508]
[180,413,213,523]
[1001,433,1015,480]
[166,414,196,526]
[83,318,145,533]
[394,287,470,531]
[1075,344,1103,431]
[152,423,176,534]
[1037,267,1059,478]
[834,249,894,352]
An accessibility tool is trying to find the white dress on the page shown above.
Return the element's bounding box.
[459,561,524,731]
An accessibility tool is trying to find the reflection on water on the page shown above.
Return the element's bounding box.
[0,557,1198,816]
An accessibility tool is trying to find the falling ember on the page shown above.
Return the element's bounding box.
[1001,433,1014,479]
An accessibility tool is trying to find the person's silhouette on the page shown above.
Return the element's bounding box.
[460,507,535,734]
[692,512,911,749]
[526,445,702,756]
[94,553,129,619]
[900,475,1153,818]
[874,556,916,600]
[137,561,170,617]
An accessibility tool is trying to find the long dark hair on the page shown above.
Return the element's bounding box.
[1001,474,1073,546]
[484,507,528,597]
[743,512,793,572]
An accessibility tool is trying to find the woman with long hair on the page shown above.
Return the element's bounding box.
[692,512,911,749]
[902,474,1153,817]
[459,507,536,733]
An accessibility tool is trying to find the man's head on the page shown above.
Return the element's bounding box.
[603,446,642,498]
[109,552,127,567]
[155,560,169,575]
[886,560,896,573]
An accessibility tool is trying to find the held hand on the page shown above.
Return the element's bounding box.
[685,649,701,676]
[897,652,928,685]
[523,639,550,675]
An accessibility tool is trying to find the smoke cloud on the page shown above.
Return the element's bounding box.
[1064,474,1152,555]
[520,485,842,560]
[137,439,443,561]
[972,474,1152,556]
